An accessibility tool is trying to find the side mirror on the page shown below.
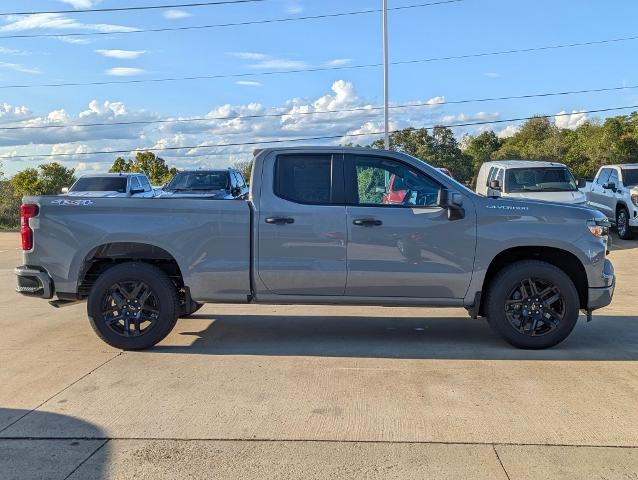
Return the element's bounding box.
[603,182,616,192]
[231,186,241,197]
[61,187,69,194]
[437,188,465,220]
[130,188,145,195]
[489,179,501,190]
[577,178,587,188]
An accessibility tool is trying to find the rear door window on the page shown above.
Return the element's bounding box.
[274,154,340,204]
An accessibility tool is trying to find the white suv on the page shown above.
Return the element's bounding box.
[584,164,638,239]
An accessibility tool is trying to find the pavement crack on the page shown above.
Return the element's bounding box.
[0,352,123,435]
[493,445,512,480]
[63,439,109,480]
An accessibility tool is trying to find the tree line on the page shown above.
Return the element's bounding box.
[1,112,637,228]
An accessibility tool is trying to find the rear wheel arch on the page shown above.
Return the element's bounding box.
[78,242,186,299]
[479,246,588,316]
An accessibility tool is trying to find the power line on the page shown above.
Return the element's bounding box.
[2,33,636,90]
[1,83,637,132]
[0,0,266,16]
[6,104,638,160]
[0,1,464,39]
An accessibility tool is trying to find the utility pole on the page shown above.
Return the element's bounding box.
[382,0,390,149]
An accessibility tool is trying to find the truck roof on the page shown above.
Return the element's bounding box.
[254,146,396,156]
[481,160,567,169]
[603,164,638,169]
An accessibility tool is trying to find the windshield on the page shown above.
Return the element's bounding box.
[622,168,638,186]
[166,172,230,191]
[70,177,127,193]
[504,167,577,193]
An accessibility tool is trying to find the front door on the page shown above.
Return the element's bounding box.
[344,154,476,299]
[257,152,347,295]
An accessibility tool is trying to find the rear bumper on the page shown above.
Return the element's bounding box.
[15,266,54,299]
[587,259,615,310]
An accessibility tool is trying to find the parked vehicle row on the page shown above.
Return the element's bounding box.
[62,168,249,200]
[17,147,614,351]
[475,159,638,240]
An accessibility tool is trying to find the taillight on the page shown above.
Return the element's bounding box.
[20,204,39,251]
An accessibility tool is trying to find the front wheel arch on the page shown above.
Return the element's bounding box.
[479,246,588,316]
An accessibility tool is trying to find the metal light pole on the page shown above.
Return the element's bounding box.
[382,0,390,149]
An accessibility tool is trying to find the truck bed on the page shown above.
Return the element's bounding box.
[22,196,252,302]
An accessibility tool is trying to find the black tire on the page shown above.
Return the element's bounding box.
[616,206,634,240]
[485,260,580,349]
[87,262,179,350]
[179,301,203,318]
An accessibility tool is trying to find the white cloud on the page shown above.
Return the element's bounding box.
[285,2,304,14]
[95,49,146,59]
[323,58,351,67]
[0,82,501,175]
[58,0,102,7]
[106,67,146,76]
[0,46,31,56]
[0,61,41,74]
[163,9,192,20]
[236,80,263,87]
[555,110,588,129]
[0,13,138,34]
[497,124,520,138]
[483,72,501,78]
[55,36,93,44]
[229,52,307,69]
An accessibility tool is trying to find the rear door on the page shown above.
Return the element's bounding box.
[343,154,476,299]
[256,152,347,295]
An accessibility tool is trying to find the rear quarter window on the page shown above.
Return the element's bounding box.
[274,154,333,204]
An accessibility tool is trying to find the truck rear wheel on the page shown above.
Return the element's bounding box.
[87,262,179,350]
[485,260,579,349]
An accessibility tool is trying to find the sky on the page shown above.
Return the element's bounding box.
[0,0,637,176]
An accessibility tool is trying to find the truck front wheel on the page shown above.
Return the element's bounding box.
[616,207,634,240]
[87,262,179,350]
[485,260,579,349]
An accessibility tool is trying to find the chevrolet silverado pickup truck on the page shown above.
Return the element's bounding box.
[15,147,615,350]
[582,164,638,240]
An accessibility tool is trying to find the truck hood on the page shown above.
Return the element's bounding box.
[479,195,605,222]
[503,190,586,205]
[65,191,127,197]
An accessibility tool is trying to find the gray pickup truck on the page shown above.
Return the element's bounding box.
[15,147,615,350]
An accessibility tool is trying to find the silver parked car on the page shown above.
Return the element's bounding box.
[160,168,248,199]
[64,173,158,198]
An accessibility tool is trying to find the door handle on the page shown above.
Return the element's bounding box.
[353,218,383,227]
[265,216,295,225]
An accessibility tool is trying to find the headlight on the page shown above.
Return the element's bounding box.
[587,218,610,237]
[631,194,638,207]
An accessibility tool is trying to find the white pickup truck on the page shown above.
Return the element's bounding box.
[583,164,638,239]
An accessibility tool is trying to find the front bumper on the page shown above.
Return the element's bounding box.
[587,259,615,310]
[15,266,54,299]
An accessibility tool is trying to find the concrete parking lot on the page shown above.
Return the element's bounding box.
[1,231,637,479]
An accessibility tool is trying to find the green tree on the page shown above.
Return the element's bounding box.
[10,162,75,196]
[109,152,177,185]
[370,127,473,183]
[464,131,502,185]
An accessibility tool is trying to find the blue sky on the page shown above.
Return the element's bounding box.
[1,0,638,175]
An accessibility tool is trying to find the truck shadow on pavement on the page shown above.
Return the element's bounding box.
[0,408,108,480]
[154,313,638,361]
